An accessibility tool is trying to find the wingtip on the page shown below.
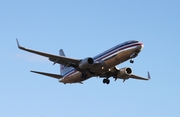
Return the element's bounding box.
[16,38,25,49]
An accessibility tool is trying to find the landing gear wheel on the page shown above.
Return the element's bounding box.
[106,79,110,84]
[130,59,134,63]
[103,79,110,84]
[103,79,106,84]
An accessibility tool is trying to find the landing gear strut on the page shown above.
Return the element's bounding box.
[81,73,87,79]
[103,78,110,84]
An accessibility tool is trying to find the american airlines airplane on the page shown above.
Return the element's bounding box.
[16,39,150,84]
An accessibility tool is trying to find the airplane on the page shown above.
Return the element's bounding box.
[16,39,150,84]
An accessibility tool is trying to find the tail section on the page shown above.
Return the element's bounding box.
[59,49,72,76]
[29,49,70,79]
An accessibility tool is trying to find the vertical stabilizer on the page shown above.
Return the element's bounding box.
[59,49,72,76]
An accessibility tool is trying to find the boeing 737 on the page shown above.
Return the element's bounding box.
[16,39,150,84]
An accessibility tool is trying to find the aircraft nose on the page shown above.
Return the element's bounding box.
[137,43,144,51]
[140,43,144,50]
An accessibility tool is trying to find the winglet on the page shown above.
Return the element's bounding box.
[16,39,25,49]
[16,38,20,48]
[148,71,151,79]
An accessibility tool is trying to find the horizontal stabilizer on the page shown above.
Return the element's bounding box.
[31,70,63,79]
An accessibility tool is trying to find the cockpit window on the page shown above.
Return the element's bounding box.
[132,40,138,43]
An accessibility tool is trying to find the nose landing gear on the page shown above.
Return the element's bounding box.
[130,52,139,63]
[130,59,134,63]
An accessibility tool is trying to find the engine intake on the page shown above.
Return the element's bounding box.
[117,67,132,78]
[79,57,94,69]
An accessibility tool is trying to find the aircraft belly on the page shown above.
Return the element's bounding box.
[89,48,138,75]
[105,48,136,68]
[60,72,90,84]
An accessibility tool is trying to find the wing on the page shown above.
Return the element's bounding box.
[99,67,151,81]
[130,72,151,80]
[130,71,151,80]
[16,39,81,68]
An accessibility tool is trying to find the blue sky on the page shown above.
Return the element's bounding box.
[0,0,180,117]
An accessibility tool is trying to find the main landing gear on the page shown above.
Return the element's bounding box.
[103,78,110,84]
[81,73,87,79]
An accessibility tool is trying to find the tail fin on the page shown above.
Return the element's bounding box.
[59,49,72,75]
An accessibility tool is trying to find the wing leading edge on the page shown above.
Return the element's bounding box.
[16,39,81,67]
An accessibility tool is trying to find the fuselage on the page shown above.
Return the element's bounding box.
[59,40,144,84]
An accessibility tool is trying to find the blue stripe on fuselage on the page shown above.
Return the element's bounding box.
[93,40,139,61]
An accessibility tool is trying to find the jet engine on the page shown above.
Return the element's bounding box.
[117,67,132,78]
[79,57,94,69]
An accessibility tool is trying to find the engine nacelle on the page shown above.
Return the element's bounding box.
[117,67,132,78]
[79,57,94,69]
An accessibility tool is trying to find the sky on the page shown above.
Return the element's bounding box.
[0,0,180,117]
